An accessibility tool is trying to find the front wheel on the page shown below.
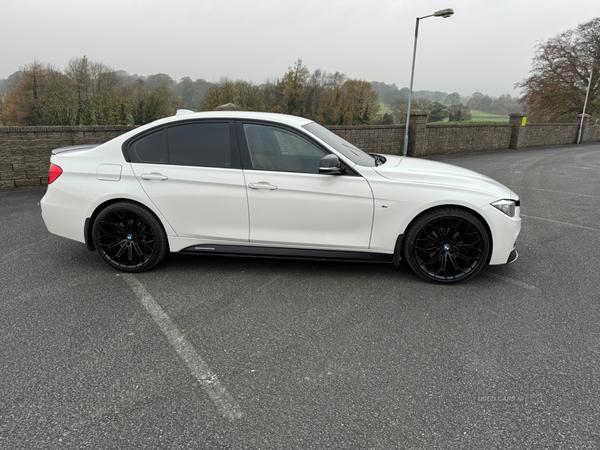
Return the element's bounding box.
[403,208,490,283]
[92,202,168,272]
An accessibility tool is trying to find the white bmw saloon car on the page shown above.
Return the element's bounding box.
[41,110,520,283]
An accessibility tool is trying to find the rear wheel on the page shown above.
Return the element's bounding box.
[403,208,489,283]
[92,202,168,272]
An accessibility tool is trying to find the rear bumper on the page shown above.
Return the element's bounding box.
[41,186,93,244]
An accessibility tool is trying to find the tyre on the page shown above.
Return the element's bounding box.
[403,208,490,283]
[92,202,168,272]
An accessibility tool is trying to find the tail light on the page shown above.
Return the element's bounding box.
[48,164,63,184]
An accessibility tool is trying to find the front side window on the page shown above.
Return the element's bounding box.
[168,122,231,168]
[243,124,326,173]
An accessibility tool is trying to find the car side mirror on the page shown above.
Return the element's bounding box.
[318,154,344,175]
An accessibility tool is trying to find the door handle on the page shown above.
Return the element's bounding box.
[248,182,277,190]
[141,173,168,181]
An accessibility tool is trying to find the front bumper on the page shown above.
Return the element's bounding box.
[478,204,521,265]
[506,248,519,264]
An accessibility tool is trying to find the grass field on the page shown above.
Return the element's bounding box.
[468,110,510,123]
[378,102,391,115]
[429,109,509,125]
[376,106,509,125]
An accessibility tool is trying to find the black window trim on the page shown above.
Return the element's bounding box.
[122,119,243,170]
[234,119,360,176]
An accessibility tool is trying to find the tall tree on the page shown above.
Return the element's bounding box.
[65,56,94,124]
[478,95,493,113]
[281,59,310,116]
[490,94,522,115]
[448,104,472,122]
[314,71,346,124]
[130,80,182,124]
[444,92,462,105]
[426,102,449,123]
[201,78,264,111]
[173,77,213,110]
[341,79,380,125]
[145,73,175,90]
[0,61,61,125]
[466,92,484,111]
[261,78,284,113]
[517,17,600,122]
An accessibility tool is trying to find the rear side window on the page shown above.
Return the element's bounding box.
[131,130,166,163]
[168,122,231,168]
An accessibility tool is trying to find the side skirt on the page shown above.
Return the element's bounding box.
[180,244,394,263]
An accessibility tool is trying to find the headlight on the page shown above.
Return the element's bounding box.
[491,199,517,217]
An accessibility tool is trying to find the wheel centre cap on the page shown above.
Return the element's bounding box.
[443,244,451,252]
[126,234,133,241]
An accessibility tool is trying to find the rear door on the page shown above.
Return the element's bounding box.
[127,120,249,242]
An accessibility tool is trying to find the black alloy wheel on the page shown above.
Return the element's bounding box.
[403,208,490,283]
[92,202,168,272]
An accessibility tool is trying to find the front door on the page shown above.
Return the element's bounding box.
[239,122,374,249]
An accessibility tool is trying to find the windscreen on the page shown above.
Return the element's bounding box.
[302,122,376,167]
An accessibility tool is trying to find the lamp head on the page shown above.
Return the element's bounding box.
[434,8,454,18]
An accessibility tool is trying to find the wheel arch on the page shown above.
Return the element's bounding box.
[398,204,493,265]
[84,198,170,252]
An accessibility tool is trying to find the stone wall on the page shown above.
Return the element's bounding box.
[519,124,579,148]
[0,126,135,190]
[326,124,404,155]
[581,123,600,143]
[1,117,599,191]
[424,124,513,156]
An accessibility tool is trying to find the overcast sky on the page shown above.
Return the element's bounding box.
[1,0,598,97]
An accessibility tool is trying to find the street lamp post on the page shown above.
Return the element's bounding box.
[577,61,595,144]
[402,8,454,157]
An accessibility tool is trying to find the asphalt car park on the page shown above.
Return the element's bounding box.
[1,142,599,448]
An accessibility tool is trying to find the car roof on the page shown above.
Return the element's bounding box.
[145,110,314,129]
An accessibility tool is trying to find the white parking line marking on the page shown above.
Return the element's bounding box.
[520,214,600,232]
[483,272,540,291]
[122,274,244,422]
[562,166,599,171]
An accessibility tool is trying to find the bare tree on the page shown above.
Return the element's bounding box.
[517,17,600,122]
